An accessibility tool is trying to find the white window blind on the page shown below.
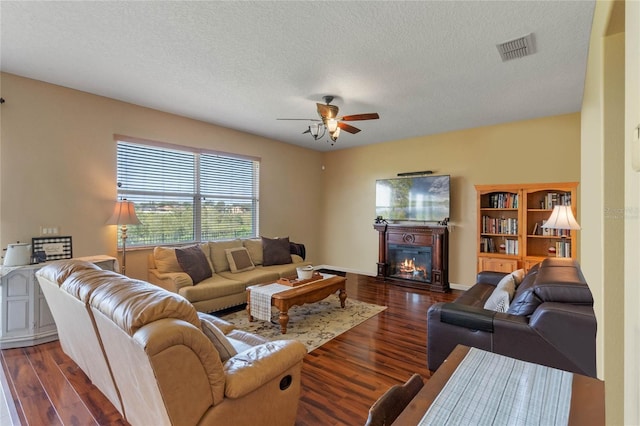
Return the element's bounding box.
[115,139,259,247]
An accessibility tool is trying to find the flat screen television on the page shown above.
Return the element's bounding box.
[375,175,450,222]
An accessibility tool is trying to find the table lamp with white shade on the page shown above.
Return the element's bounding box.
[541,205,580,257]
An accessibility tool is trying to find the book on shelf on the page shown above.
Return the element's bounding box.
[480,237,497,253]
[541,192,572,209]
[489,193,519,209]
[554,240,571,257]
[481,216,518,234]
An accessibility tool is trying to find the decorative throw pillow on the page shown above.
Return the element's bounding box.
[225,247,255,273]
[175,245,213,284]
[484,274,517,312]
[199,315,237,362]
[511,269,526,287]
[262,236,292,266]
[209,239,243,273]
[153,246,182,273]
[484,288,511,312]
[198,242,215,273]
[496,273,517,296]
[243,238,263,265]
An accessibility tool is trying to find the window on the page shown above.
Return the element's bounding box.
[115,138,260,247]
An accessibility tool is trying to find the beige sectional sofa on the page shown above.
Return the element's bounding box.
[148,237,311,313]
[36,260,307,426]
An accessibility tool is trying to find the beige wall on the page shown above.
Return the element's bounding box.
[625,1,640,423]
[1,73,581,287]
[581,0,640,424]
[319,113,581,286]
[0,73,325,280]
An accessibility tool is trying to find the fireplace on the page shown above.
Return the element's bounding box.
[388,244,432,283]
[373,223,449,292]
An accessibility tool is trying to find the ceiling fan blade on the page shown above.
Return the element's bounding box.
[339,113,380,121]
[277,118,321,121]
[338,122,361,134]
[317,103,339,119]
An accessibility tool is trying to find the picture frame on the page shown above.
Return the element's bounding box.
[32,236,73,262]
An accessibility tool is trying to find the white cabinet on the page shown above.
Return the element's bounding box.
[0,265,56,348]
[0,256,117,349]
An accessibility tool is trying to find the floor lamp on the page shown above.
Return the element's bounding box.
[106,200,141,275]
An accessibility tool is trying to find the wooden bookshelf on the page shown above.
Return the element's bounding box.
[476,182,578,272]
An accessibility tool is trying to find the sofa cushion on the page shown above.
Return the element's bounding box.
[506,270,541,316]
[262,236,292,266]
[225,247,255,273]
[176,245,213,284]
[197,312,236,335]
[37,260,102,287]
[243,238,263,266]
[507,260,591,316]
[209,240,243,273]
[218,267,281,286]
[200,314,238,362]
[153,246,183,273]
[226,329,268,347]
[533,266,592,304]
[68,270,200,335]
[179,275,247,303]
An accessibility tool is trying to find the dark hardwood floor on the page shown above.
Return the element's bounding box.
[0,273,459,425]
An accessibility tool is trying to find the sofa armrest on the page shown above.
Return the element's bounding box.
[148,268,193,293]
[439,303,496,332]
[223,340,307,399]
[197,312,236,334]
[427,302,494,371]
[529,303,597,376]
[476,271,507,286]
[491,304,597,377]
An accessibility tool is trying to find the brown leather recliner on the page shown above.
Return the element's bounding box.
[427,258,597,377]
[37,260,307,426]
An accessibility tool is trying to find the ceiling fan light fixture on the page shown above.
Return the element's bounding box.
[307,123,325,140]
[330,127,340,142]
[326,118,338,133]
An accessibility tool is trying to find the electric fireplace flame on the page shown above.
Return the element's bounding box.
[388,244,432,282]
[395,257,427,280]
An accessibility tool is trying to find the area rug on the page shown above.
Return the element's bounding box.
[219,298,386,352]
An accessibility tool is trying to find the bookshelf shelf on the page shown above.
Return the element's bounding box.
[476,182,578,272]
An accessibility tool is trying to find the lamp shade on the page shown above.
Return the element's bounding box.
[541,205,581,230]
[326,118,338,133]
[330,126,341,141]
[309,123,320,138]
[105,200,142,226]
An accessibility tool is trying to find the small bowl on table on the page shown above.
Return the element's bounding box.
[297,266,314,280]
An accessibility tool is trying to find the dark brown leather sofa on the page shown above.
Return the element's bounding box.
[427,258,597,377]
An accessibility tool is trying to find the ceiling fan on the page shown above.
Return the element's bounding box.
[278,96,380,144]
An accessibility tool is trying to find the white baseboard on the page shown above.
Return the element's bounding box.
[314,264,472,291]
[450,283,472,291]
[314,264,376,276]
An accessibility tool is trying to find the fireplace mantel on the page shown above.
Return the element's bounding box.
[374,223,449,292]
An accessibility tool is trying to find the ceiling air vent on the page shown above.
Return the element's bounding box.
[496,33,535,62]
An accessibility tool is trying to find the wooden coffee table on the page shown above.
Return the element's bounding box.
[247,275,347,334]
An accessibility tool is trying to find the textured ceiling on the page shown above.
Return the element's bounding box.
[0,1,595,151]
